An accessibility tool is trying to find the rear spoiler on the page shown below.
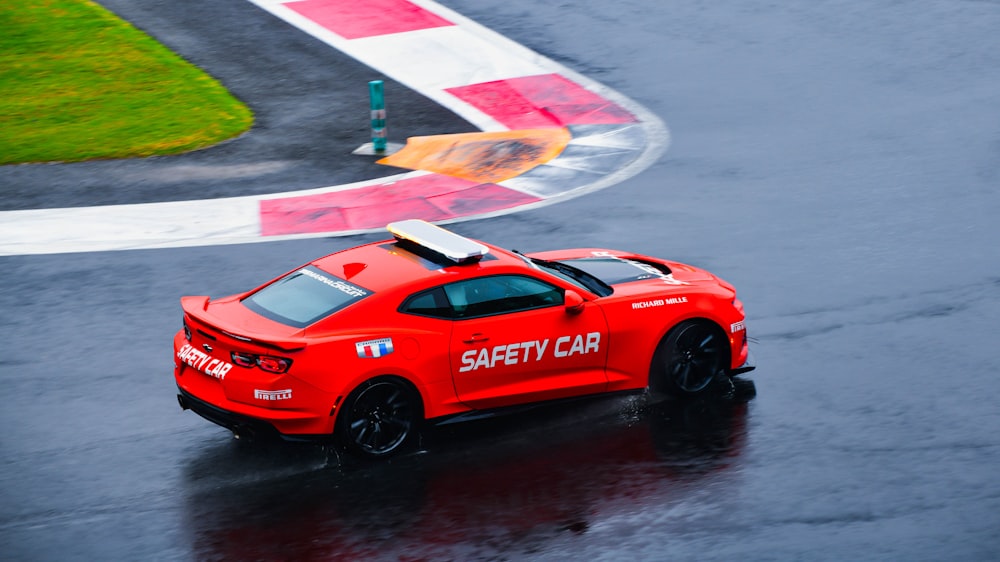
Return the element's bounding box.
[180,296,307,352]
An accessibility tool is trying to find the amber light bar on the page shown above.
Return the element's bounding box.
[387,219,488,264]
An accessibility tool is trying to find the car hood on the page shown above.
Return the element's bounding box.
[527,248,718,286]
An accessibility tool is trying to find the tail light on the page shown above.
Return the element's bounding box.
[231,351,293,374]
[183,319,192,341]
[231,352,256,368]
[257,356,292,374]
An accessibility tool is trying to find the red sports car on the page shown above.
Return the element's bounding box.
[174,220,754,458]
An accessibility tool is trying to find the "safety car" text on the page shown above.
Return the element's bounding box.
[177,343,232,380]
[458,332,601,373]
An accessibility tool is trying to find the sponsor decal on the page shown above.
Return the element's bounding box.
[632,297,688,309]
[356,337,394,358]
[731,320,745,333]
[299,268,368,298]
[176,343,233,380]
[255,389,292,401]
[459,331,600,373]
[592,251,689,285]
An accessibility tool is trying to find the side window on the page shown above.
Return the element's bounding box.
[443,275,563,318]
[400,287,453,319]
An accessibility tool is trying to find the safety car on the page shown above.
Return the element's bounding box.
[174,219,754,457]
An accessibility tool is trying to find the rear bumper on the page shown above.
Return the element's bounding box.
[177,388,279,440]
[173,333,340,437]
[177,388,329,442]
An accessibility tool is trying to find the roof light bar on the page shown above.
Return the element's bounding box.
[387,219,489,264]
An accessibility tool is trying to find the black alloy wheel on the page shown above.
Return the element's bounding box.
[340,378,419,458]
[657,321,729,395]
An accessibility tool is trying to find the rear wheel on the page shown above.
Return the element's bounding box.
[338,377,420,459]
[651,320,729,397]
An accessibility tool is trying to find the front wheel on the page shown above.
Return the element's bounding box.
[651,321,729,397]
[337,377,421,459]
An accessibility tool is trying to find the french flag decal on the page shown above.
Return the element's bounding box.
[356,337,394,358]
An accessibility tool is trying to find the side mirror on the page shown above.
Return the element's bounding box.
[564,289,585,315]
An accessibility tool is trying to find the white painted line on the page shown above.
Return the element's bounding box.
[349,27,551,92]
[0,173,423,256]
[0,198,259,256]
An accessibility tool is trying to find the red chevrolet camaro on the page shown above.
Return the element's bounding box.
[174,220,754,458]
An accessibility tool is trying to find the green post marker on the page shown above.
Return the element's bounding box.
[369,80,387,153]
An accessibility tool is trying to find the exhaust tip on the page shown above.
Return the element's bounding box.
[232,426,256,443]
[177,394,189,411]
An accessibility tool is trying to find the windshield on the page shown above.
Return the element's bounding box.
[243,266,371,327]
[529,257,614,297]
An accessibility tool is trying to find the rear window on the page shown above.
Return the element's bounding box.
[243,266,370,327]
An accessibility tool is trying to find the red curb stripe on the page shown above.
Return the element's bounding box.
[260,174,540,235]
[285,0,454,40]
[446,74,638,129]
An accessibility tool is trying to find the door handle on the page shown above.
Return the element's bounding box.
[463,333,490,344]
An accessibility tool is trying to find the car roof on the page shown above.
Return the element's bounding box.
[310,228,525,295]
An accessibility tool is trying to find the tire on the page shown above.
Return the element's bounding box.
[337,377,421,459]
[651,320,730,397]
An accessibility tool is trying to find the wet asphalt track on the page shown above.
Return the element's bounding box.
[2,0,1000,560]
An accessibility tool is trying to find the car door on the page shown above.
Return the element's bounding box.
[446,274,609,409]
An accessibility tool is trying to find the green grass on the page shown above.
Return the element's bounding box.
[0,0,254,165]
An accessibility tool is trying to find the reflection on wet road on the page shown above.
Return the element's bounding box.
[181,392,752,560]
